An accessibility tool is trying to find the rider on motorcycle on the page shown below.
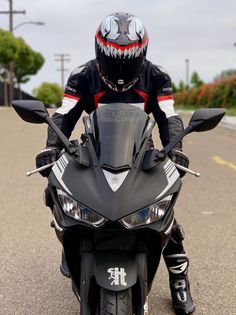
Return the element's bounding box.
[36,12,195,315]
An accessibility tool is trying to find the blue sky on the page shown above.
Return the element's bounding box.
[0,0,236,94]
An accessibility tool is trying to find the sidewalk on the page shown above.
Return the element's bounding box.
[220,115,236,130]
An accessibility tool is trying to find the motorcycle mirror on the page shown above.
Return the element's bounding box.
[188,108,225,132]
[155,108,225,163]
[12,100,49,124]
[12,100,79,156]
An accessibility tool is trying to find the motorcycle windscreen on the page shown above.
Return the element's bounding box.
[90,103,149,170]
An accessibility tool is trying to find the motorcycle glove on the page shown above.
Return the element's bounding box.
[169,149,189,178]
[35,147,60,177]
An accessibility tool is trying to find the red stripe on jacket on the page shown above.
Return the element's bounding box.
[64,93,80,101]
[134,89,148,111]
[157,95,174,102]
[94,91,107,108]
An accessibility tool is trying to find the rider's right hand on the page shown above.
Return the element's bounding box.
[35,147,60,177]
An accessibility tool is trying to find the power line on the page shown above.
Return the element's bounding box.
[0,0,26,32]
[0,0,26,105]
[54,53,70,89]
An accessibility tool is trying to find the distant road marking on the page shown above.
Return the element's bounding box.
[213,156,236,171]
[202,211,214,215]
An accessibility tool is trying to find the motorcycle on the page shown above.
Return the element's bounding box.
[12,100,225,314]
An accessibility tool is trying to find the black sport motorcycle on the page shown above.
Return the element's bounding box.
[12,100,225,314]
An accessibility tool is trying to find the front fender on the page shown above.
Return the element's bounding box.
[79,251,148,309]
[95,252,137,291]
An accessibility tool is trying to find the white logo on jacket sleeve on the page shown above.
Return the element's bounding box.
[65,86,77,93]
[162,87,173,93]
[107,267,127,286]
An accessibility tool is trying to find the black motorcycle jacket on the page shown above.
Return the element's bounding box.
[46,59,184,149]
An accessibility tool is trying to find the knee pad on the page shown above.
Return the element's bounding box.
[171,224,185,244]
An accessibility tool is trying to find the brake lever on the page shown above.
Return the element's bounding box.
[26,162,56,177]
[174,163,200,177]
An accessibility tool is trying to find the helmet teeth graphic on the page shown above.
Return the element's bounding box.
[113,48,117,58]
[107,45,111,56]
[110,46,114,57]
[96,34,147,59]
[135,48,140,58]
[124,49,128,57]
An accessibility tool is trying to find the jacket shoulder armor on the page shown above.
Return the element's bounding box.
[69,62,91,81]
[70,64,87,76]
[151,64,171,81]
[149,63,173,94]
[65,62,93,95]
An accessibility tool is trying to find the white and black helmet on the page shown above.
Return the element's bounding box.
[95,12,148,92]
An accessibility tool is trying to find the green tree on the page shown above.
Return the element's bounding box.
[0,28,45,101]
[0,29,18,105]
[172,82,178,93]
[0,29,18,66]
[33,82,63,107]
[14,37,44,97]
[191,71,204,88]
[14,38,44,84]
[178,80,185,92]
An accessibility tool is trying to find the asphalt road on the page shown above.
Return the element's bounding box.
[0,108,236,315]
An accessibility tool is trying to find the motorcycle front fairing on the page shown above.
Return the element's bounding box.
[48,103,181,222]
[48,103,181,310]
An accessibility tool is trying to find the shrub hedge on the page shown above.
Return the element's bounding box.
[174,75,236,108]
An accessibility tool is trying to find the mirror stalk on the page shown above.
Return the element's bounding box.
[45,117,78,155]
[156,125,194,160]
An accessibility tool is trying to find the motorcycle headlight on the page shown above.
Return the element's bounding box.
[119,195,173,229]
[57,189,107,227]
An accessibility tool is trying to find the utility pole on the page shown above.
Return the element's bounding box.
[185,58,190,89]
[54,54,70,89]
[234,43,236,61]
[0,0,26,33]
[0,0,26,105]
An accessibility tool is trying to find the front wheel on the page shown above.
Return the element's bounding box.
[100,288,132,315]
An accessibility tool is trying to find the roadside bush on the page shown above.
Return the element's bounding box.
[33,82,63,107]
[174,75,236,109]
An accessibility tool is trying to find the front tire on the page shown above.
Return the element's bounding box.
[100,288,132,315]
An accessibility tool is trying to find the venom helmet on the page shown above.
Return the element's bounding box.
[95,12,148,92]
